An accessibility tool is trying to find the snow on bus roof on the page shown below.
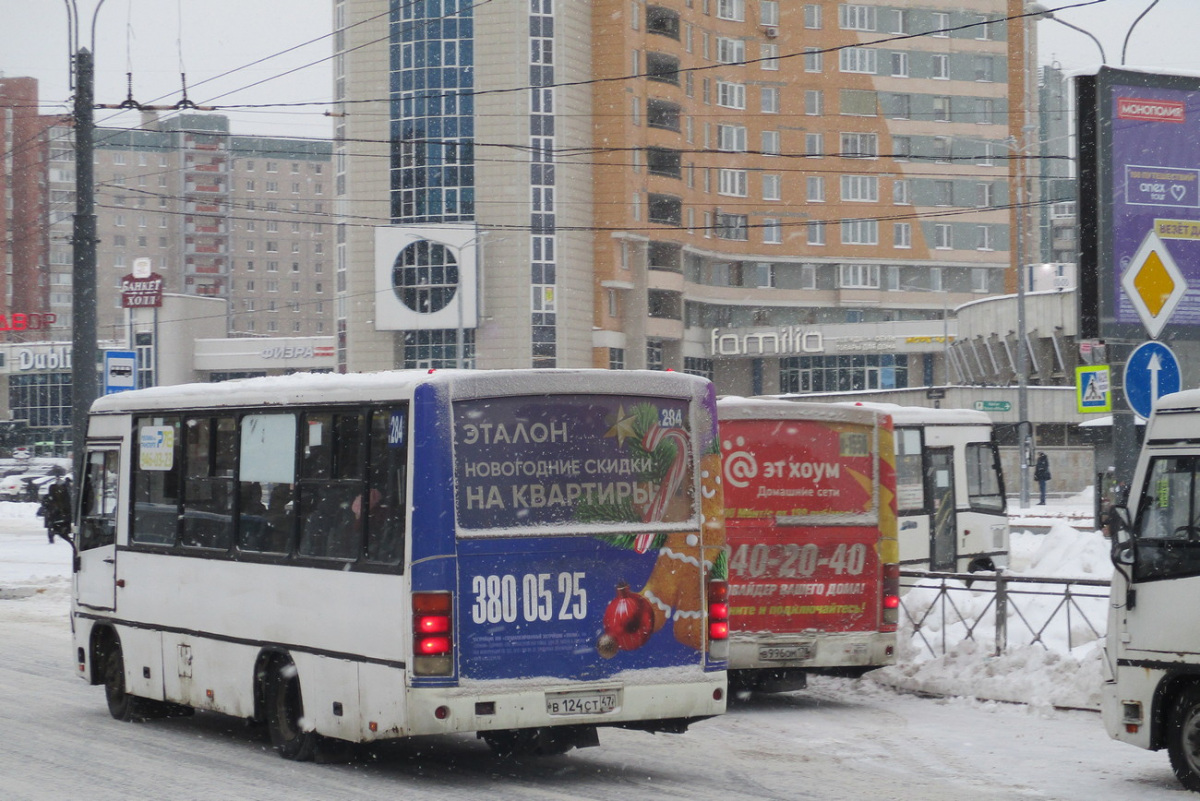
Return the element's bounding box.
[1153,388,1200,415]
[829,401,993,426]
[717,395,887,426]
[89,368,712,414]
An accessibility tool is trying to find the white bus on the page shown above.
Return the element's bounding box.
[1103,389,1200,791]
[68,369,729,760]
[838,403,1009,573]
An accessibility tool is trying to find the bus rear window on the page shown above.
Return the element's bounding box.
[453,394,693,532]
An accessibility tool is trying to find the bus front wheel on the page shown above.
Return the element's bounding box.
[265,657,320,761]
[1167,684,1200,791]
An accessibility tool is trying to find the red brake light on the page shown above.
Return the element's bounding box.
[413,592,454,674]
[707,580,729,641]
[881,564,901,628]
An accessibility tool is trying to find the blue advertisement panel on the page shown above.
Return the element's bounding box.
[1081,68,1200,340]
[451,392,723,680]
[453,394,695,530]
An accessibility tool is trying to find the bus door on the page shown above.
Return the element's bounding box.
[926,447,957,572]
[76,447,121,611]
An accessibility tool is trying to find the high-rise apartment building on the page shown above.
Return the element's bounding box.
[337,0,1027,394]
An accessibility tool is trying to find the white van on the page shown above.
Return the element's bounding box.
[1103,389,1200,791]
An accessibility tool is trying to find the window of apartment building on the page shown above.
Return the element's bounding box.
[841,132,878,158]
[840,263,880,288]
[841,219,879,245]
[763,219,782,244]
[807,221,826,246]
[979,142,996,167]
[977,182,996,208]
[934,180,954,206]
[889,222,911,249]
[839,4,876,31]
[893,178,911,205]
[932,12,950,35]
[807,176,825,202]
[804,48,823,72]
[933,136,953,162]
[647,99,682,131]
[717,0,744,21]
[973,268,990,292]
[805,89,823,116]
[762,174,781,201]
[934,224,953,249]
[646,5,681,38]
[841,175,879,202]
[760,0,779,26]
[718,169,748,197]
[839,47,877,74]
[929,268,944,291]
[891,51,909,77]
[890,9,908,33]
[977,14,997,40]
[893,135,912,160]
[761,86,780,113]
[974,55,994,82]
[932,54,949,79]
[114,214,125,227]
[976,98,995,124]
[266,161,278,172]
[291,221,301,233]
[976,225,995,251]
[761,130,780,155]
[761,43,779,70]
[648,194,683,225]
[933,95,951,122]
[647,147,683,178]
[716,37,744,64]
[268,261,279,272]
[805,133,823,158]
[266,241,279,253]
[803,4,821,28]
[717,81,746,110]
[716,214,749,241]
[889,93,912,120]
[646,52,681,84]
[266,220,279,233]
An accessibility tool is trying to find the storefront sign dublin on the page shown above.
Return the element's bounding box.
[710,327,825,357]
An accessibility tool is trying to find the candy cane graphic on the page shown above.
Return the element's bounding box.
[639,424,690,525]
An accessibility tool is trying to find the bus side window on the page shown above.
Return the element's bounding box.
[238,413,297,554]
[78,450,118,551]
[132,416,182,545]
[366,407,407,566]
[298,412,365,560]
[181,416,236,550]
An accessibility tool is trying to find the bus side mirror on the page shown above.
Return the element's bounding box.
[1107,506,1134,565]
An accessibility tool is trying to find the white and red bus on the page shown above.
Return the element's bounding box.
[716,398,899,692]
[67,369,728,759]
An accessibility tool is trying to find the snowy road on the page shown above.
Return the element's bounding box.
[1,606,1186,801]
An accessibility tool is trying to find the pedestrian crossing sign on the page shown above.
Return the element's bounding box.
[1076,365,1112,413]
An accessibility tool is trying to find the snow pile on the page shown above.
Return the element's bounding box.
[0,505,72,624]
[872,505,1115,711]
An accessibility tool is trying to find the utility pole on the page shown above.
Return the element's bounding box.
[71,47,98,482]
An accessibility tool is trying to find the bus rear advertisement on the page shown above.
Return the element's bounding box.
[67,370,728,760]
[717,399,899,692]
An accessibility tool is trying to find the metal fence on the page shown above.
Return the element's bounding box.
[899,570,1112,658]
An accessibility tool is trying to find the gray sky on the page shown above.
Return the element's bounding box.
[2,0,1199,140]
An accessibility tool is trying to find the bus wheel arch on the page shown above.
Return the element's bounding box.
[262,652,320,761]
[93,626,142,722]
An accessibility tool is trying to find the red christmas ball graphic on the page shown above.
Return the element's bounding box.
[601,583,655,653]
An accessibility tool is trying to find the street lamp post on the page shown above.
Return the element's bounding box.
[65,0,105,486]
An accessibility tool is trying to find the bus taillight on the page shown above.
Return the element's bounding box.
[882,564,901,629]
[413,592,454,676]
[707,580,730,641]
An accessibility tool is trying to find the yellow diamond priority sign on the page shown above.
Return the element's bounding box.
[1122,230,1187,338]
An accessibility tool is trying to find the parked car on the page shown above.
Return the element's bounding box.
[0,469,67,501]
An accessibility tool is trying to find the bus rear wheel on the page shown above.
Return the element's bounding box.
[265,657,320,761]
[1168,684,1200,791]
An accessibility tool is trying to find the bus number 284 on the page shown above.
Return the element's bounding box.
[470,572,588,625]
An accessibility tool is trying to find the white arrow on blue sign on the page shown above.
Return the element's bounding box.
[1124,341,1182,419]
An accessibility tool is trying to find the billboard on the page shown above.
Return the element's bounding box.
[1078,68,1200,341]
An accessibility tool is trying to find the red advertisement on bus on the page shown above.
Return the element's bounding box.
[717,399,899,692]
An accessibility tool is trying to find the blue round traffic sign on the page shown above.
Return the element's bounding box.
[1124,341,1182,419]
